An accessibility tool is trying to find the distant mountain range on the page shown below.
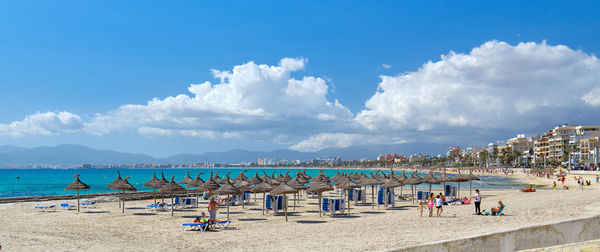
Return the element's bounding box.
[0,143,448,166]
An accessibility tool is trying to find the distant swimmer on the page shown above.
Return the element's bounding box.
[16,176,20,179]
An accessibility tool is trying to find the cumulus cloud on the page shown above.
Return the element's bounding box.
[289,133,407,152]
[356,41,600,135]
[382,64,392,69]
[0,111,83,137]
[83,57,353,140]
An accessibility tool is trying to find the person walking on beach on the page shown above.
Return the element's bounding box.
[474,189,482,215]
[207,197,220,230]
[427,193,434,217]
[553,181,557,190]
[435,195,443,217]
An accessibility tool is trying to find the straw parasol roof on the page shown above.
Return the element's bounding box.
[113,176,137,192]
[199,171,221,191]
[270,180,298,195]
[187,173,205,188]
[65,174,90,191]
[275,172,285,182]
[335,178,360,189]
[313,170,332,184]
[251,182,274,193]
[107,171,124,190]
[307,181,333,192]
[466,171,480,181]
[397,171,408,182]
[288,177,307,191]
[178,171,193,185]
[247,173,263,185]
[300,169,312,179]
[295,171,310,184]
[438,172,452,183]
[382,174,404,188]
[143,172,159,188]
[369,171,386,185]
[421,171,440,184]
[159,176,186,194]
[331,169,344,182]
[234,179,251,192]
[213,171,225,184]
[234,170,248,181]
[152,171,169,188]
[349,172,361,181]
[451,172,470,182]
[355,174,376,186]
[215,175,242,195]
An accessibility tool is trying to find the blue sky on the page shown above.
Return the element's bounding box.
[1,1,600,157]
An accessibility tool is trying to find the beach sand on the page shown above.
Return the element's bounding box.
[1,170,600,252]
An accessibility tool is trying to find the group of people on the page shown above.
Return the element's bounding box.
[418,189,504,217]
[192,197,220,231]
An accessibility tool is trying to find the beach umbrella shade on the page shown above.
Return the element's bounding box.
[295,171,310,184]
[403,172,422,204]
[247,173,263,202]
[233,170,248,181]
[269,180,299,222]
[287,177,307,211]
[313,170,332,184]
[349,172,362,181]
[397,171,408,196]
[421,171,441,195]
[215,175,242,219]
[143,172,160,204]
[107,171,124,208]
[112,176,137,213]
[213,171,224,184]
[65,174,90,212]
[450,172,470,198]
[466,170,481,196]
[335,178,360,212]
[152,172,170,203]
[270,172,281,185]
[356,175,377,208]
[307,181,334,217]
[178,171,194,198]
[300,169,312,180]
[437,172,453,196]
[250,182,274,215]
[331,170,344,183]
[187,173,205,207]
[199,171,221,192]
[159,175,186,216]
[234,179,251,209]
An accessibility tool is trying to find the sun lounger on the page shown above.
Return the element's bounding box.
[180,223,208,231]
[60,203,76,210]
[80,201,96,209]
[146,203,165,211]
[216,220,232,229]
[34,205,56,212]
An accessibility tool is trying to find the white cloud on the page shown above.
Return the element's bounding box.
[290,133,407,152]
[0,111,83,138]
[356,41,600,135]
[83,57,353,140]
[382,64,392,69]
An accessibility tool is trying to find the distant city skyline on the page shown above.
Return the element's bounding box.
[1,1,600,157]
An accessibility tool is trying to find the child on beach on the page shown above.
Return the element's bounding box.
[418,201,425,217]
[553,181,557,190]
[435,195,443,217]
[427,193,434,217]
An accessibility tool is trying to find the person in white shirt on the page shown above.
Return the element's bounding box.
[474,189,482,215]
[435,195,443,217]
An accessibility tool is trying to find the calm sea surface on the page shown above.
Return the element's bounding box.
[0,168,524,198]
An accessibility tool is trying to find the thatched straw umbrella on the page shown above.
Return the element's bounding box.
[451,171,470,198]
[113,176,137,213]
[421,171,440,195]
[356,174,376,208]
[143,172,160,204]
[65,174,90,212]
[287,177,307,211]
[215,175,242,219]
[270,172,281,185]
[437,172,452,196]
[234,178,251,209]
[331,169,344,183]
[269,180,298,222]
[107,171,124,208]
[250,182,274,215]
[313,170,332,184]
[300,169,312,180]
[466,170,481,196]
[233,170,248,181]
[247,173,263,202]
[213,171,224,184]
[369,171,386,208]
[349,172,361,181]
[397,171,408,195]
[335,178,360,212]
[159,175,186,216]
[403,172,422,203]
[199,171,221,193]
[153,172,169,203]
[187,173,205,207]
[178,171,194,199]
[307,181,333,217]
[382,173,403,208]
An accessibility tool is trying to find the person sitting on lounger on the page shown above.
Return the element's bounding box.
[194,212,210,231]
[491,201,503,215]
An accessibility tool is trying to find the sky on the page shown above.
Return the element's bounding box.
[1,1,600,157]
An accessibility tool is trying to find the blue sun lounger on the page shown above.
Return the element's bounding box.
[34,205,56,212]
[60,203,76,210]
[180,223,208,231]
[217,220,232,229]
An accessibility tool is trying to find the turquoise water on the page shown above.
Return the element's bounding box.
[0,168,523,198]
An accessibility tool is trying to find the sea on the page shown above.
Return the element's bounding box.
[0,168,525,198]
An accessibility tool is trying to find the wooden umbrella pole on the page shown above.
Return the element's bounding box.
[318,192,322,217]
[347,189,350,213]
[118,190,121,208]
[227,194,230,219]
[153,189,157,205]
[262,192,265,215]
[241,193,245,209]
[293,193,296,211]
[122,192,125,214]
[371,185,374,209]
[458,182,461,198]
[77,189,80,212]
[284,193,288,222]
[171,194,174,216]
[470,181,472,196]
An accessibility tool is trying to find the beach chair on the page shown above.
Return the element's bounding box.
[60,203,76,210]
[353,189,366,204]
[265,194,273,211]
[80,201,96,209]
[34,205,56,212]
[180,223,208,231]
[146,203,165,211]
[217,220,232,229]
[322,197,330,213]
[496,205,506,216]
